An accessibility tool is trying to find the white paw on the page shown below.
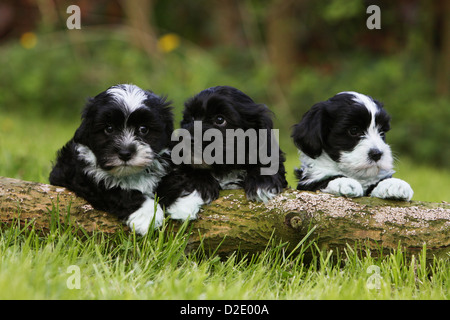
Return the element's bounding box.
[322,177,364,198]
[370,178,413,201]
[254,188,278,203]
[166,190,205,221]
[126,197,164,235]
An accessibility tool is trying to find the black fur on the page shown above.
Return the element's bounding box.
[291,91,395,196]
[157,86,287,211]
[292,93,390,162]
[49,84,173,227]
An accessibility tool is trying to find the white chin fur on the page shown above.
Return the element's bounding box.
[76,144,169,195]
[338,134,393,179]
[126,197,164,235]
[104,143,154,173]
[166,190,205,221]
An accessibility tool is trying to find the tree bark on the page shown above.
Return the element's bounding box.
[1,176,449,261]
[266,0,299,86]
[121,0,161,60]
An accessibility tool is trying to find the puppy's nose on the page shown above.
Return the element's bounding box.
[118,148,134,161]
[368,148,383,162]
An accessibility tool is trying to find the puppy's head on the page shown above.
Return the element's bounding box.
[182,86,273,131]
[292,91,393,178]
[180,86,274,168]
[74,84,173,177]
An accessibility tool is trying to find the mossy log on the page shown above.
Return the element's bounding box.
[1,176,449,260]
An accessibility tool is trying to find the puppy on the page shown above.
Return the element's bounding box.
[157,86,287,220]
[49,84,174,234]
[291,91,413,201]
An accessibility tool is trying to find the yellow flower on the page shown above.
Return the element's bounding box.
[157,33,180,53]
[20,32,38,49]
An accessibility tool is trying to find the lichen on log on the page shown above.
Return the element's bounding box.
[1,176,449,261]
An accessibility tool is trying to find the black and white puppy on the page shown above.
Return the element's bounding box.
[157,86,287,220]
[291,91,413,201]
[49,84,173,234]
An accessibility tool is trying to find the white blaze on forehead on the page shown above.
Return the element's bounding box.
[338,91,379,117]
[107,84,148,114]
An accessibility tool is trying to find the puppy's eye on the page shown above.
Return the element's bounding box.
[138,126,149,135]
[214,115,226,126]
[104,126,114,135]
[348,126,361,137]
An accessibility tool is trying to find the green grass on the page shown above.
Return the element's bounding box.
[0,113,78,183]
[1,216,449,300]
[1,112,449,300]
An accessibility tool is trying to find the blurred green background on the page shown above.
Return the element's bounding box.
[0,0,449,201]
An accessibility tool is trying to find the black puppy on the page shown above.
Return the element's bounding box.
[291,91,413,200]
[49,84,174,234]
[157,86,287,220]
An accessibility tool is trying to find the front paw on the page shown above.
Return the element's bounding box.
[370,178,413,201]
[248,187,279,203]
[322,177,364,198]
[126,198,164,235]
[166,190,205,221]
[244,176,283,203]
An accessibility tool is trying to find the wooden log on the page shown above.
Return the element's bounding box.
[1,176,449,260]
[0,176,123,234]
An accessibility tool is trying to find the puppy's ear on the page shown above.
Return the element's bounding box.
[254,104,274,130]
[74,97,96,145]
[237,102,274,131]
[153,94,174,146]
[291,102,328,159]
[160,101,174,142]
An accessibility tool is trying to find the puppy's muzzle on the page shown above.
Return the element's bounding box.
[368,148,383,162]
[117,145,136,162]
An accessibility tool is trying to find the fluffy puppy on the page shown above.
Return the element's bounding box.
[49,84,173,234]
[291,91,413,201]
[157,85,287,220]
